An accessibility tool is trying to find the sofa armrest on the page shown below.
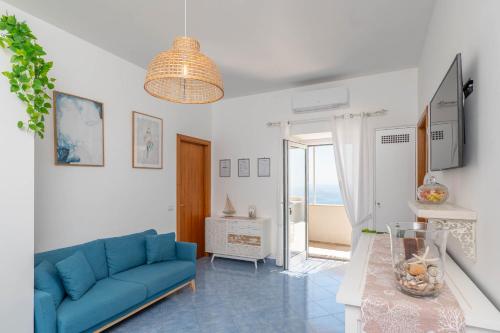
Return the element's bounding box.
[34,289,57,333]
[175,241,197,263]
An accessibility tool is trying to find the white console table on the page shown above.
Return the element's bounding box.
[337,234,500,332]
[205,216,271,269]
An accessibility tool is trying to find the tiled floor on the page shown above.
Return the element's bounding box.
[108,257,347,333]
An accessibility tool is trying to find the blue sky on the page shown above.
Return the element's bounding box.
[289,145,343,205]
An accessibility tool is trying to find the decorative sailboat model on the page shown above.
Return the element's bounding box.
[222,195,236,217]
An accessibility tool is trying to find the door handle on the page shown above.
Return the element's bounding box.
[376,202,381,208]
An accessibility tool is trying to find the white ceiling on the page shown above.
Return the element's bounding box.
[5,0,435,98]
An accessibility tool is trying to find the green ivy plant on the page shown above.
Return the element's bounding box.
[0,14,55,139]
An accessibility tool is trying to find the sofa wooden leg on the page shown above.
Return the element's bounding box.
[189,280,196,292]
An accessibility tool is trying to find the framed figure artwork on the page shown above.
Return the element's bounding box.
[132,111,163,169]
[53,91,104,166]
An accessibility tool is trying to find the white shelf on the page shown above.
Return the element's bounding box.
[408,200,477,220]
[408,200,478,261]
[337,234,500,332]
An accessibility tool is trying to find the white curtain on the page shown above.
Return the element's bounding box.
[331,114,372,251]
[275,122,290,266]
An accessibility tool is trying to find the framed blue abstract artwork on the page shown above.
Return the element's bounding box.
[132,111,163,169]
[53,91,104,166]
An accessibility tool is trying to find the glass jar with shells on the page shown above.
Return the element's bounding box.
[388,222,449,297]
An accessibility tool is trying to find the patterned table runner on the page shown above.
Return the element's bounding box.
[361,234,465,333]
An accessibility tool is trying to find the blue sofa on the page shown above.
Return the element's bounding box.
[34,230,197,333]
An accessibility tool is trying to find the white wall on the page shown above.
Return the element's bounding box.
[0,2,211,252]
[309,205,351,246]
[0,3,34,330]
[418,0,500,308]
[212,69,418,259]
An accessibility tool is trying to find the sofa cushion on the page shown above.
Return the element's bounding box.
[112,260,195,297]
[57,278,147,333]
[35,239,108,280]
[35,261,65,308]
[56,251,96,301]
[146,233,176,264]
[104,230,157,275]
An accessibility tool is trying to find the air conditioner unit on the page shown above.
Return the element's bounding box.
[291,87,349,114]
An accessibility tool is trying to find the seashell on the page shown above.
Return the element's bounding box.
[427,266,439,277]
[417,283,427,291]
[408,263,427,276]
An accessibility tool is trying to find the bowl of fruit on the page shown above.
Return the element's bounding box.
[417,175,449,204]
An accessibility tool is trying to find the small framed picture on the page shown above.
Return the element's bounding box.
[258,158,271,177]
[238,158,250,177]
[132,111,163,169]
[219,159,231,177]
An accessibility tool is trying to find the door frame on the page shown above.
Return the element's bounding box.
[176,134,211,244]
[417,107,429,222]
[417,106,429,187]
[283,139,309,270]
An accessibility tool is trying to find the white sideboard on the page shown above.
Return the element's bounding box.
[337,234,500,333]
[205,216,271,268]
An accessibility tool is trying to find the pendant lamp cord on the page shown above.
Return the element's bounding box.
[184,0,187,36]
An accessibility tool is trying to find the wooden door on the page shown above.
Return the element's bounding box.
[177,134,211,258]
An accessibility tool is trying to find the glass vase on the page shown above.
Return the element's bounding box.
[387,222,449,297]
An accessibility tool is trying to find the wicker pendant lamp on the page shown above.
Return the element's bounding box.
[144,0,223,104]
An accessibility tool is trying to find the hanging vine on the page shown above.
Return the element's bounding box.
[0,14,55,139]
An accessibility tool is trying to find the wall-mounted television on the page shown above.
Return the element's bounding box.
[429,53,464,171]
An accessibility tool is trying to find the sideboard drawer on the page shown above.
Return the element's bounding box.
[227,234,261,247]
[226,242,262,257]
[227,221,261,236]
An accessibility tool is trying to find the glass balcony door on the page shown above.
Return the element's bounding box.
[283,140,309,270]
